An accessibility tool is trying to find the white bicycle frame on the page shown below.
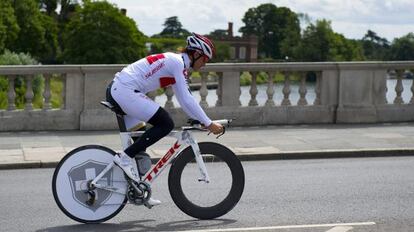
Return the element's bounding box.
[90,119,229,192]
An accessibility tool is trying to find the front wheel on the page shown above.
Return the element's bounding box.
[168,142,245,219]
[52,145,128,223]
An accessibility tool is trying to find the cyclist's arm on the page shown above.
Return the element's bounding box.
[170,62,212,127]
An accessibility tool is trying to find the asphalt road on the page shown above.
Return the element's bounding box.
[1,157,414,232]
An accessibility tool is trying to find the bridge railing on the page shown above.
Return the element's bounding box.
[0,62,413,131]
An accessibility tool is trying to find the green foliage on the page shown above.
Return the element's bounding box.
[39,13,59,64]
[361,30,390,60]
[390,33,414,61]
[0,50,63,109]
[147,37,186,54]
[0,50,42,109]
[154,16,191,39]
[294,19,364,61]
[62,1,145,64]
[239,3,301,59]
[210,42,231,63]
[239,71,301,86]
[0,0,20,54]
[10,0,46,60]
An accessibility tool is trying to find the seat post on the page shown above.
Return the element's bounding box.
[116,114,127,132]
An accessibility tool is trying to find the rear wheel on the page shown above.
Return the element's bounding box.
[52,145,128,223]
[168,142,245,219]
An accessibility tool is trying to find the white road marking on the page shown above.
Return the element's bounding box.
[326,226,354,232]
[180,222,375,232]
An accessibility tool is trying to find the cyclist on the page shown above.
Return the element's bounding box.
[107,33,223,206]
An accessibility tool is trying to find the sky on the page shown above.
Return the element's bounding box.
[107,0,414,42]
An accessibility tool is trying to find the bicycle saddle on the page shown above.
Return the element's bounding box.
[100,101,126,115]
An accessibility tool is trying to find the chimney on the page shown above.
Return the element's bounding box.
[228,22,233,38]
[121,8,127,15]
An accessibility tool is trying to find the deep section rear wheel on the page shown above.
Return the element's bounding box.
[52,145,128,223]
[168,142,245,219]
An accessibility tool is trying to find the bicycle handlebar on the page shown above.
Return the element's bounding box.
[187,119,232,127]
[184,119,233,138]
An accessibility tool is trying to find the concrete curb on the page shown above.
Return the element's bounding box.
[0,149,413,170]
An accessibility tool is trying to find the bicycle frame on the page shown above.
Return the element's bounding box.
[90,129,210,192]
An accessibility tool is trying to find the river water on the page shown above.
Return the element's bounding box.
[156,79,413,107]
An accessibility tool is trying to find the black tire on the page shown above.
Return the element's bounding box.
[168,142,245,219]
[52,145,128,224]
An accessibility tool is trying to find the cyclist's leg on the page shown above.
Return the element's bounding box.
[111,83,172,206]
[111,83,174,157]
[124,107,174,156]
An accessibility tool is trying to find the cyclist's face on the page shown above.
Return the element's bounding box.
[192,52,209,71]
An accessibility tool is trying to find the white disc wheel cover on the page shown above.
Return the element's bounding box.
[54,147,127,222]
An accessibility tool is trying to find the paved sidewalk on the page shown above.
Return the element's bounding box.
[0,122,414,169]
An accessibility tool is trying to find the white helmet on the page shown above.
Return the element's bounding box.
[186,33,215,60]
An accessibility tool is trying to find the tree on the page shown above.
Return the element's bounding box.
[4,0,59,63]
[390,33,414,60]
[210,42,230,63]
[155,16,191,38]
[39,12,59,63]
[10,0,46,60]
[239,3,301,60]
[38,0,58,16]
[0,0,20,53]
[361,30,390,60]
[62,1,146,64]
[295,19,363,61]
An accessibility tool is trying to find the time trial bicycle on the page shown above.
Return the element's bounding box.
[52,101,245,223]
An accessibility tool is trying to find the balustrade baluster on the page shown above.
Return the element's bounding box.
[298,72,308,106]
[61,74,66,109]
[7,75,16,110]
[313,72,321,105]
[394,70,404,104]
[411,77,414,104]
[200,72,209,108]
[265,72,275,106]
[43,74,52,110]
[281,72,291,106]
[248,72,258,106]
[215,72,222,107]
[25,76,34,110]
[164,86,174,109]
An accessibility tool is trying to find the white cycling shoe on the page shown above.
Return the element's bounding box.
[145,198,162,209]
[113,152,140,182]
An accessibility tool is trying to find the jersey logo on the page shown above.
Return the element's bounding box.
[145,62,165,79]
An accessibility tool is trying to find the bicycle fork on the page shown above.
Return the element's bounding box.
[183,131,211,183]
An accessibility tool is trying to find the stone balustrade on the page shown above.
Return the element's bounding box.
[0,62,413,131]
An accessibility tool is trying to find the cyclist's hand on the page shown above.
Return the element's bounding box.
[206,122,224,135]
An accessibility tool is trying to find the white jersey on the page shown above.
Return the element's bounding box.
[114,52,212,126]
